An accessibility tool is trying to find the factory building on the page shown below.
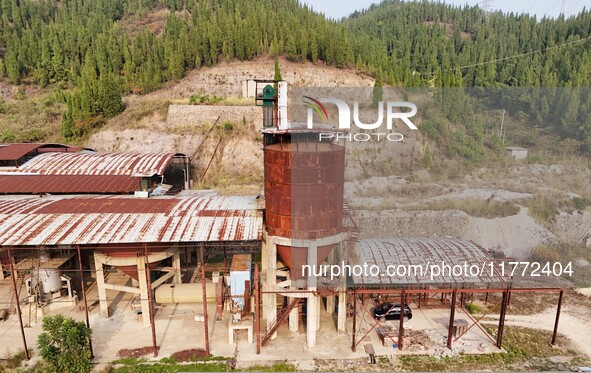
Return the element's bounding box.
[0,81,565,363]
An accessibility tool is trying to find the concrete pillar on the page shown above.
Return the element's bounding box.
[172,250,182,284]
[93,252,109,318]
[289,286,299,333]
[337,289,346,332]
[265,238,277,340]
[88,254,96,280]
[315,294,321,331]
[326,295,335,314]
[306,241,318,348]
[137,256,151,327]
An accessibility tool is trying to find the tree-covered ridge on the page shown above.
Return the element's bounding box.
[344,0,591,87]
[0,0,590,146]
[1,0,590,91]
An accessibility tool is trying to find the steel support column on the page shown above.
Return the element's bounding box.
[351,290,357,352]
[255,263,261,354]
[447,288,457,349]
[7,247,29,360]
[551,289,564,345]
[76,246,94,359]
[144,246,158,357]
[200,243,210,355]
[496,290,508,349]
[398,289,405,350]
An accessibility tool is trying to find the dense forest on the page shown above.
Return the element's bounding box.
[0,0,590,156]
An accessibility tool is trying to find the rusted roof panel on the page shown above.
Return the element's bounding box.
[0,175,140,194]
[352,238,507,286]
[0,194,262,246]
[15,152,181,176]
[0,143,90,161]
[0,144,43,160]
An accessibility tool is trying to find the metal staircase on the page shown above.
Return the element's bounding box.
[261,297,302,346]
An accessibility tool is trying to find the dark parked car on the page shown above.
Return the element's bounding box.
[373,302,413,321]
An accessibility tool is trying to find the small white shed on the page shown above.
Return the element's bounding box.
[505,147,528,160]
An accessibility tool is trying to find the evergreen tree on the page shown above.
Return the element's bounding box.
[274,59,282,82]
[372,69,383,107]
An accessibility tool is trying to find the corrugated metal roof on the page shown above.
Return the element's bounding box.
[0,143,72,161]
[352,238,507,286]
[0,175,140,194]
[0,143,91,162]
[0,194,262,246]
[15,152,182,176]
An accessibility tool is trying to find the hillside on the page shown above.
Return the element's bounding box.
[1,0,590,152]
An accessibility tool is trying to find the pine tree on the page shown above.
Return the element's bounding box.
[372,69,383,108]
[5,49,19,84]
[274,59,282,82]
[285,34,298,62]
[97,73,122,118]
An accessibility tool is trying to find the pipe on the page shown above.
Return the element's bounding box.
[551,289,564,345]
[76,246,94,359]
[7,247,29,360]
[144,245,158,357]
[200,243,210,355]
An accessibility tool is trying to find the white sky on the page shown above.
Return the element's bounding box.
[300,0,590,20]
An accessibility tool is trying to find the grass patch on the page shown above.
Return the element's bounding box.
[408,198,519,219]
[110,356,230,372]
[241,362,297,372]
[399,326,585,372]
[527,194,559,226]
[0,93,64,143]
[189,94,223,105]
[464,302,482,314]
[111,362,230,372]
[0,349,32,371]
[110,358,296,373]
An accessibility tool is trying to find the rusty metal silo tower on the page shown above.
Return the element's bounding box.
[256,80,348,348]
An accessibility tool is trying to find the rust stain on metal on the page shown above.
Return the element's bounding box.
[0,175,140,194]
[13,152,183,176]
[0,194,262,246]
[0,143,84,161]
[264,142,345,239]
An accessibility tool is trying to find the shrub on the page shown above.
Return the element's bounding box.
[572,196,590,211]
[464,303,482,314]
[37,315,93,373]
[531,246,560,264]
[527,195,558,225]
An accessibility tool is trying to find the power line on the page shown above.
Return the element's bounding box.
[561,0,567,14]
[419,35,591,77]
[544,0,562,16]
[567,0,585,13]
[525,0,541,14]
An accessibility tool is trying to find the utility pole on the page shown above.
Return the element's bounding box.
[499,109,505,144]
